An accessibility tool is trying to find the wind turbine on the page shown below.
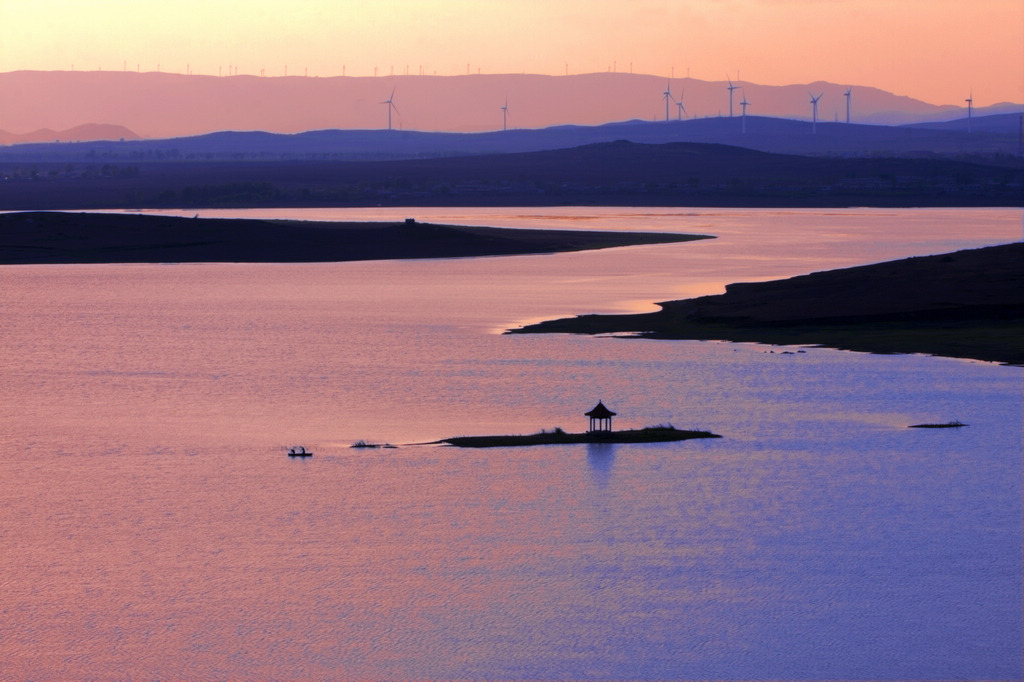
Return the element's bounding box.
[663,80,675,122]
[381,87,398,130]
[844,88,852,124]
[501,99,509,131]
[809,91,823,134]
[727,77,739,117]
[740,91,749,133]
[676,89,687,120]
[965,91,973,133]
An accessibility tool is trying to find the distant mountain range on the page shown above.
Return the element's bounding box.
[3,70,1021,211]
[0,123,139,145]
[2,70,1020,140]
[1,114,1020,163]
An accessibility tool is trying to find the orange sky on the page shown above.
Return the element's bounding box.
[1,0,1021,106]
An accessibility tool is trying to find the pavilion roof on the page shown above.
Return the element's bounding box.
[585,401,616,418]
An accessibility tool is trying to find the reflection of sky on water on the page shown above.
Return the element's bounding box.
[2,208,1020,679]
[586,441,616,488]
[110,206,1022,317]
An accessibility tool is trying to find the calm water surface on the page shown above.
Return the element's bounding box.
[2,208,1021,678]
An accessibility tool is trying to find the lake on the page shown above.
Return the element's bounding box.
[1,207,1021,679]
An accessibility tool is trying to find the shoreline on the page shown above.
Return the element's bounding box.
[510,243,1024,366]
[0,211,711,265]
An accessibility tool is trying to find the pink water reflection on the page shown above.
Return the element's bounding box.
[2,208,1020,678]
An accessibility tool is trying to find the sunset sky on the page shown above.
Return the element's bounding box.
[1,0,1021,107]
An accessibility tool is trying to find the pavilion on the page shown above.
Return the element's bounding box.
[585,401,616,433]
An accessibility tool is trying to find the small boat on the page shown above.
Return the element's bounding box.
[288,445,313,457]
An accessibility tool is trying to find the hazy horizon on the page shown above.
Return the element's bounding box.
[1,0,1021,107]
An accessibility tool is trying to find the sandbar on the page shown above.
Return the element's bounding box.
[0,211,711,265]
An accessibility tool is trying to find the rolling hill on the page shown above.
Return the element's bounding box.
[2,70,1018,140]
[0,124,139,145]
[2,139,1020,210]
[1,114,1020,165]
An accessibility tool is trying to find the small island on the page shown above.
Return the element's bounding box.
[909,421,967,429]
[435,402,720,448]
[439,425,721,448]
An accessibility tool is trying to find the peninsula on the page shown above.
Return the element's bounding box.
[510,242,1024,366]
[0,211,710,265]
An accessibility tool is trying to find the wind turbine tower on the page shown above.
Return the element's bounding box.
[381,88,398,131]
[965,92,973,133]
[844,88,852,124]
[727,77,739,117]
[740,92,749,133]
[676,89,687,120]
[809,92,823,134]
[663,81,675,122]
[501,99,509,131]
